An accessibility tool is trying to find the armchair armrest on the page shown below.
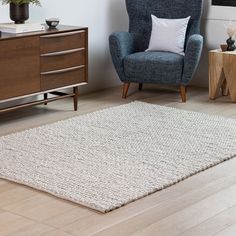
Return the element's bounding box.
[109,32,139,82]
[182,34,203,85]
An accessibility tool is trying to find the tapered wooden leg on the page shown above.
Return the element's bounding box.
[44,93,48,105]
[73,87,79,111]
[180,85,187,103]
[221,79,229,96]
[122,83,130,99]
[139,83,143,91]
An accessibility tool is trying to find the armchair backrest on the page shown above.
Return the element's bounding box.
[126,0,203,51]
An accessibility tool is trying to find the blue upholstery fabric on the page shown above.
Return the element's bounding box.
[109,32,140,82]
[182,34,203,85]
[109,0,203,85]
[124,52,184,84]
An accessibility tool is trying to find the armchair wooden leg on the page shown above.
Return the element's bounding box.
[180,85,187,103]
[139,83,143,91]
[44,93,48,105]
[122,83,130,99]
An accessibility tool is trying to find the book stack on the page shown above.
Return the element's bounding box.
[0,23,45,34]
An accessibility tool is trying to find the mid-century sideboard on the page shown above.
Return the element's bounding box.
[0,25,88,113]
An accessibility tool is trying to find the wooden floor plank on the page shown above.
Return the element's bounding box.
[41,229,74,236]
[90,181,236,236]
[44,207,93,228]
[0,181,18,195]
[0,187,36,208]
[0,179,9,185]
[7,197,77,222]
[214,224,236,236]
[179,205,236,236]
[127,185,236,236]
[52,164,233,234]
[2,192,52,210]
[7,222,54,236]
[0,212,35,235]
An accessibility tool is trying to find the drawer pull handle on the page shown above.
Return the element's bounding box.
[41,65,85,75]
[41,48,85,57]
[40,30,85,38]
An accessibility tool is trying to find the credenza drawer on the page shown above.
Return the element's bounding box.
[0,36,40,100]
[41,66,86,91]
[40,30,86,54]
[41,48,86,72]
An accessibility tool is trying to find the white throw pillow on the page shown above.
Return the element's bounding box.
[146,15,190,55]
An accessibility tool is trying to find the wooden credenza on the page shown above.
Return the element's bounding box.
[0,25,88,113]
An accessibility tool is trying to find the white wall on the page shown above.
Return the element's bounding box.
[1,0,236,92]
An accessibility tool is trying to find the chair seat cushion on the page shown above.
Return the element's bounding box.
[124,51,184,84]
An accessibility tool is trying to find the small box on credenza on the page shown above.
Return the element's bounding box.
[0,23,45,34]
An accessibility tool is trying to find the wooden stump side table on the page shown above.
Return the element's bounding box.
[209,49,236,102]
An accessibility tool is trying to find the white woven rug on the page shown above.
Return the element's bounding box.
[1,102,236,213]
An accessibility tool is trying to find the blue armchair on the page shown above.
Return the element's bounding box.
[109,0,203,102]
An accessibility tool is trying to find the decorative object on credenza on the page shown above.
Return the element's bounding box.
[45,18,60,29]
[10,3,29,24]
[225,21,236,51]
[1,0,41,24]
[220,44,228,52]
[0,22,45,33]
[226,37,236,51]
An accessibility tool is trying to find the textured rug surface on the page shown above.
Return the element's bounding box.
[1,102,236,213]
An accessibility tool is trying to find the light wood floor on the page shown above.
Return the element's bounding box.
[0,85,236,236]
